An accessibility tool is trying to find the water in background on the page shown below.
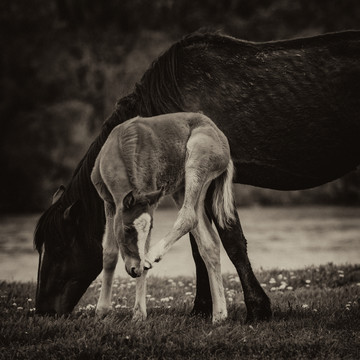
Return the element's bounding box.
[0,206,359,282]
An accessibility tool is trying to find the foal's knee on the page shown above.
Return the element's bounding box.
[175,209,198,233]
[103,249,118,271]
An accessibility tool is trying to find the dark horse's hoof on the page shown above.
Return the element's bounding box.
[245,298,272,323]
[189,300,212,319]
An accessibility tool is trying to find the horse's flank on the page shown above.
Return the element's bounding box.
[138,30,360,190]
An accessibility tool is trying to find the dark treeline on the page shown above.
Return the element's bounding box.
[1,0,360,212]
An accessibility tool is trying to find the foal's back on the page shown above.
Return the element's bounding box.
[110,112,224,193]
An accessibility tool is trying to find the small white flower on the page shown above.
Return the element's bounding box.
[305,279,311,284]
[286,286,294,291]
[302,304,309,309]
[269,278,276,284]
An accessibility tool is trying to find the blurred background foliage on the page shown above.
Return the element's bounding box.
[1,0,360,212]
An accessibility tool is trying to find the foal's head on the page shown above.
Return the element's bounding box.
[121,189,163,277]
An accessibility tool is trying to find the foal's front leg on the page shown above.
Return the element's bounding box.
[96,204,119,317]
[145,205,197,267]
[132,270,148,321]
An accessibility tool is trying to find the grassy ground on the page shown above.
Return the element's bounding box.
[1,264,359,359]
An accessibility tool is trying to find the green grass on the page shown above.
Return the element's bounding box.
[1,264,360,359]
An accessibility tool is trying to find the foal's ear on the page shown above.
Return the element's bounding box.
[52,185,66,204]
[144,187,164,205]
[123,191,136,210]
[63,200,81,223]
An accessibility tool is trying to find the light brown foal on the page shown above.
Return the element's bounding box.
[91,112,235,323]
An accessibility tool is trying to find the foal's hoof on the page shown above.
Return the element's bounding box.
[212,311,228,324]
[95,306,112,319]
[132,310,147,322]
[144,260,152,270]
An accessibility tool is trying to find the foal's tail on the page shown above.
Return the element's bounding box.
[212,159,236,229]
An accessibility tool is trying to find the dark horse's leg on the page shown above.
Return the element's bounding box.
[190,186,271,322]
[189,233,213,317]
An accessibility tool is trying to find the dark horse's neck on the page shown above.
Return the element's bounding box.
[61,95,139,249]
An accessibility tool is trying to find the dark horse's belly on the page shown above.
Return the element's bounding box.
[176,32,360,190]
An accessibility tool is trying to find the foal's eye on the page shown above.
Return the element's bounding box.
[124,225,136,237]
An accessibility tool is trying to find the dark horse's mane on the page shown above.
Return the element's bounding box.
[34,33,187,252]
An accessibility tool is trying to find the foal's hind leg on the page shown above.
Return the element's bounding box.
[173,190,227,323]
[145,127,228,267]
[206,184,271,322]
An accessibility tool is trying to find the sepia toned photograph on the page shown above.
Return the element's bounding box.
[1,1,360,359]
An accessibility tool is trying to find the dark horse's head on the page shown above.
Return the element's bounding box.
[34,185,103,315]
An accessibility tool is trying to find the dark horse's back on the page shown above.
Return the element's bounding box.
[139,31,360,190]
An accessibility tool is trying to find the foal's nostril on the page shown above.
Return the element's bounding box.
[130,267,138,278]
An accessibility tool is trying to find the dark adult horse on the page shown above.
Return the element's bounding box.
[35,30,360,321]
